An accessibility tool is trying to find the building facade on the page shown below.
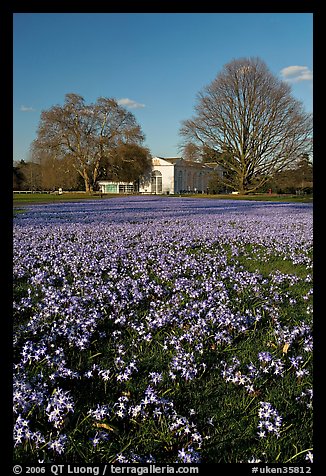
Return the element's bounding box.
[98,157,223,195]
[139,157,218,194]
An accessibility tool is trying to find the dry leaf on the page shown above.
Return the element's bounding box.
[282,342,290,354]
[93,422,115,431]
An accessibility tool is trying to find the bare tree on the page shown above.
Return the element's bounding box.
[180,57,312,194]
[180,142,202,162]
[32,94,146,192]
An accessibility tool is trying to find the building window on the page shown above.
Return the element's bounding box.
[198,172,203,192]
[193,173,197,191]
[105,183,118,193]
[177,170,183,192]
[187,172,192,192]
[118,184,134,193]
[151,170,162,194]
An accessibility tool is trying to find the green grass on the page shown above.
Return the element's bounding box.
[180,193,313,203]
[13,208,26,217]
[238,250,312,280]
[13,191,313,207]
[13,192,117,206]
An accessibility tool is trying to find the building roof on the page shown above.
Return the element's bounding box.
[158,157,209,168]
[158,157,181,164]
[182,160,211,169]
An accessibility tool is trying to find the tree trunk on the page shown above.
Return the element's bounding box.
[82,171,93,193]
[238,173,247,194]
[84,181,94,193]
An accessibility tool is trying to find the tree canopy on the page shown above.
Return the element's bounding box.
[31,94,151,192]
[180,57,313,194]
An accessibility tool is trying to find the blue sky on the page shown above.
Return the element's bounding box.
[13,12,313,162]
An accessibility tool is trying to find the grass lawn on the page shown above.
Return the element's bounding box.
[13,191,313,207]
[180,193,313,203]
[13,192,116,206]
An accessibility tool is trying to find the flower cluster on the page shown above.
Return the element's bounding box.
[296,387,313,410]
[14,415,45,449]
[257,402,283,438]
[45,388,74,429]
[48,434,68,455]
[220,351,285,395]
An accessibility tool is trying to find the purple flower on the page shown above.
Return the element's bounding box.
[48,434,67,454]
[258,352,273,363]
[176,446,201,463]
[305,451,313,463]
[90,431,109,447]
[13,196,312,461]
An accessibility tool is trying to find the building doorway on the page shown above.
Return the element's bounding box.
[151,170,162,194]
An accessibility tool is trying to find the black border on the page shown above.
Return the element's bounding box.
[4,2,321,473]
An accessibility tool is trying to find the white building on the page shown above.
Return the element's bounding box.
[97,157,223,195]
[139,157,218,194]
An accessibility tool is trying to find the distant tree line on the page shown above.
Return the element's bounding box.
[265,153,313,194]
[13,144,152,193]
[205,152,313,195]
[13,159,84,191]
[13,152,312,195]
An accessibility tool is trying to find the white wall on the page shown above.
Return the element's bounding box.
[139,157,214,194]
[139,157,175,194]
[159,165,174,194]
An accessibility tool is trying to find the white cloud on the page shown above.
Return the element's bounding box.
[117,98,145,109]
[280,65,313,82]
[20,105,35,112]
